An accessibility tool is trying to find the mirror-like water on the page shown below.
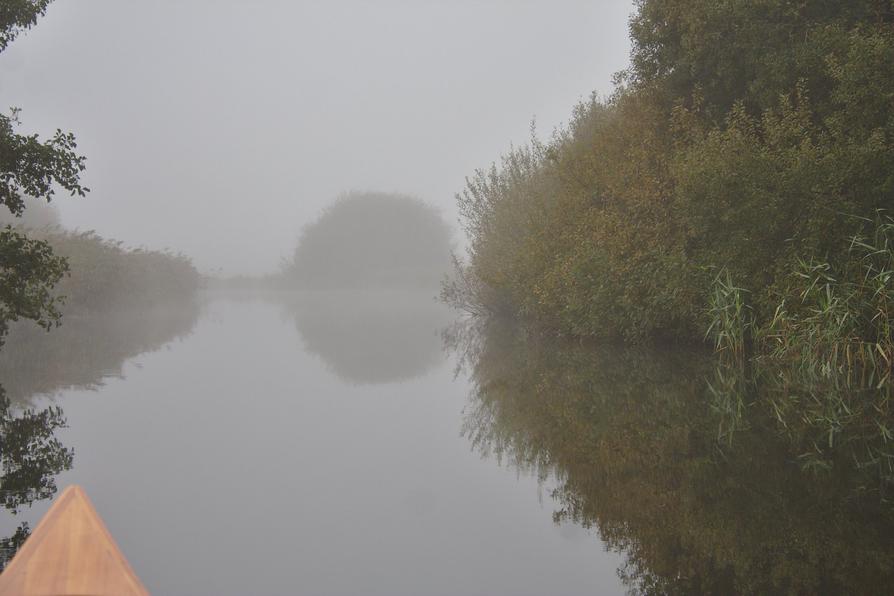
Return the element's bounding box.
[0,293,625,596]
[2,291,893,594]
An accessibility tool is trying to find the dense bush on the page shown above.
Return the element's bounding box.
[17,227,200,315]
[452,1,894,344]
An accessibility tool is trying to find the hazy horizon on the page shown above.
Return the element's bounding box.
[0,0,633,275]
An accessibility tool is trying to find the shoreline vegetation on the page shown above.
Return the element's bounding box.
[444,1,893,352]
[0,222,200,321]
[442,1,894,505]
[28,227,200,315]
[2,201,201,324]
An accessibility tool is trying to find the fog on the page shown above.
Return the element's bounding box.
[0,0,633,275]
[4,3,894,593]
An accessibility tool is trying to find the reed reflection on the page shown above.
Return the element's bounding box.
[451,319,894,595]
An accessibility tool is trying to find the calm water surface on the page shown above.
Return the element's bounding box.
[4,290,894,594]
[0,292,626,595]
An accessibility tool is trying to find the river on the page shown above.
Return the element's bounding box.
[0,291,627,595]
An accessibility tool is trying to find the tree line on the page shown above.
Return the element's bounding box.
[0,3,200,346]
[447,0,894,357]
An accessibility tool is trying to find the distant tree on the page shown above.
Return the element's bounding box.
[0,0,88,344]
[284,191,452,290]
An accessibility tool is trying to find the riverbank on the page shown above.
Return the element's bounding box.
[448,2,893,349]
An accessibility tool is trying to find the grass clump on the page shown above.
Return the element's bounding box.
[705,216,894,495]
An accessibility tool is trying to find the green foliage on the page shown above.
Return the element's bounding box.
[450,6,894,553]
[626,0,892,117]
[0,109,88,218]
[700,216,894,497]
[451,1,894,347]
[765,255,892,377]
[0,0,51,52]
[0,0,89,342]
[706,215,894,375]
[0,226,68,344]
[705,268,753,361]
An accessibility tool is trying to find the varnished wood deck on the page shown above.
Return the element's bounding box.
[0,485,149,596]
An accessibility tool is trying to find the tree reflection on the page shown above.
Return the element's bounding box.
[0,303,200,404]
[451,320,894,594]
[285,291,451,385]
[0,302,199,566]
[0,385,73,570]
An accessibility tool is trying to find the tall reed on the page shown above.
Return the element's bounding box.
[761,215,894,383]
[705,268,754,363]
[705,215,894,494]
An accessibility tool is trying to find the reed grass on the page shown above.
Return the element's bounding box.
[705,215,894,493]
[706,268,754,363]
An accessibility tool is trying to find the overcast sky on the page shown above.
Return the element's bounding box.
[0,0,634,275]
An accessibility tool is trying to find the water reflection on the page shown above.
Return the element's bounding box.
[0,302,198,568]
[283,290,451,385]
[0,302,200,404]
[452,320,894,594]
[0,386,73,569]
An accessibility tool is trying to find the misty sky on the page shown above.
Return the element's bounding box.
[0,0,633,275]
